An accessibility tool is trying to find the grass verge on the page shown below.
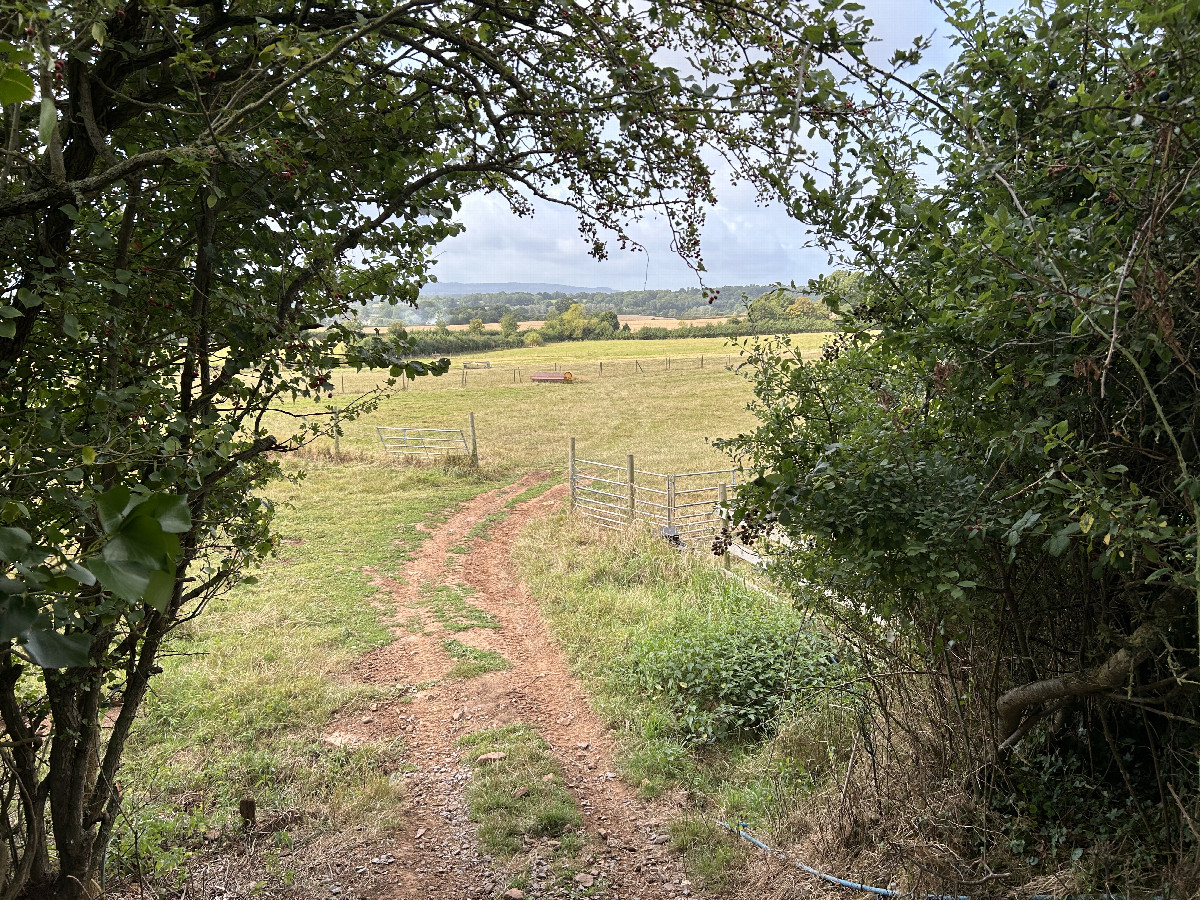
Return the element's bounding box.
[513,513,853,889]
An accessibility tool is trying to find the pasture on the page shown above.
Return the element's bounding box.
[290,333,829,473]
[116,332,835,897]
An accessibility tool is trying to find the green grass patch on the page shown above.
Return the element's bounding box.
[513,514,854,886]
[459,725,584,857]
[413,582,499,630]
[669,817,744,891]
[450,511,508,553]
[443,638,510,679]
[115,463,500,880]
[504,478,560,508]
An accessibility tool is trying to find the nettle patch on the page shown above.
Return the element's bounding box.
[630,617,848,744]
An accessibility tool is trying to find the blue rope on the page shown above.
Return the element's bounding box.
[716,820,968,900]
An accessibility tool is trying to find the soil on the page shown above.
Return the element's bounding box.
[318,473,707,900]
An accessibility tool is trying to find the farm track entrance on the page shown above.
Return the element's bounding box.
[320,476,709,900]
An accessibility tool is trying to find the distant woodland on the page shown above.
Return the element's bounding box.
[357,285,779,325]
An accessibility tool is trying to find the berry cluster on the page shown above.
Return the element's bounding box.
[820,332,852,362]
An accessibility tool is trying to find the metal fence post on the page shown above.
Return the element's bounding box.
[569,437,576,512]
[718,481,730,569]
[468,412,478,467]
[627,454,635,524]
[666,474,675,531]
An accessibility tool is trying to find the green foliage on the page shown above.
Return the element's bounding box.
[5,0,869,889]
[362,285,787,326]
[723,0,1200,888]
[499,312,520,339]
[631,616,844,744]
[514,516,848,839]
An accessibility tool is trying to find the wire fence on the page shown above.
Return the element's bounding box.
[324,354,740,394]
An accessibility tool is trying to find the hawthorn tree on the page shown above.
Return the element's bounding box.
[0,1,873,896]
[724,0,1199,887]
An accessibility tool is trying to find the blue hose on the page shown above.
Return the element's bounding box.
[715,821,1153,900]
[716,820,968,900]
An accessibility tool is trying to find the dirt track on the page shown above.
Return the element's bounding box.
[322,474,706,900]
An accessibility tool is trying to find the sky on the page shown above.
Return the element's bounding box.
[426,1,958,292]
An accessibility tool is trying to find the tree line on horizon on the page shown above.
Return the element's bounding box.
[365,289,836,355]
[357,283,781,326]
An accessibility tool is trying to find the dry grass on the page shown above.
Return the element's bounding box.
[272,335,835,474]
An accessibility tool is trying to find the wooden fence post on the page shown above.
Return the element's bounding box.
[332,405,340,460]
[468,412,477,467]
[461,368,466,387]
[718,481,730,570]
[627,454,635,524]
[599,361,603,377]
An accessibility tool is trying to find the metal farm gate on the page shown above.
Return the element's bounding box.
[568,440,736,543]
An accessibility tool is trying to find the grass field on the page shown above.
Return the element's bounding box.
[114,463,502,884]
[282,333,830,473]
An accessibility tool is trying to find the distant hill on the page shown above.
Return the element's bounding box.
[419,282,614,296]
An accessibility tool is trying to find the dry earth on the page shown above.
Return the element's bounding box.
[313,474,708,900]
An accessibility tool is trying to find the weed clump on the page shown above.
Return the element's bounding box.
[630,617,846,744]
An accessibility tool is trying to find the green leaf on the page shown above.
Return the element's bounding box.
[104,515,173,568]
[0,526,31,561]
[81,446,96,465]
[88,558,150,602]
[91,21,106,46]
[0,596,38,642]
[64,562,96,586]
[95,487,133,533]
[137,494,191,533]
[142,569,175,613]
[21,628,91,669]
[0,64,34,106]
